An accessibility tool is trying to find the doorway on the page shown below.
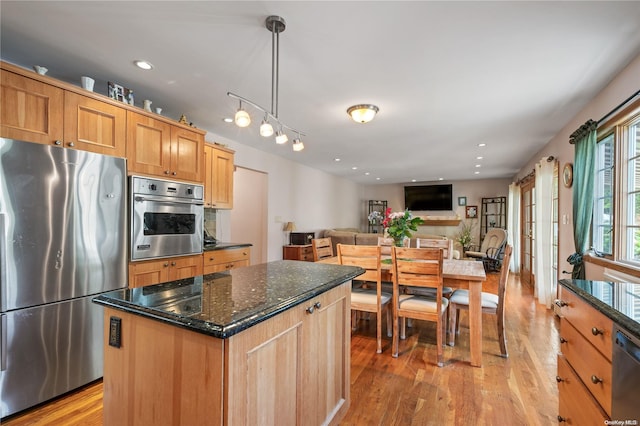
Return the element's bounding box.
[230,166,268,265]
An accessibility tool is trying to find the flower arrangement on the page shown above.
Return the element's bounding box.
[456,220,475,250]
[382,208,424,244]
[368,210,384,223]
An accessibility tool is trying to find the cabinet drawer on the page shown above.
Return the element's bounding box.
[557,354,608,424]
[203,248,250,266]
[560,319,612,415]
[559,286,612,361]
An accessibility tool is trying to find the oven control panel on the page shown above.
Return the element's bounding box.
[131,176,203,200]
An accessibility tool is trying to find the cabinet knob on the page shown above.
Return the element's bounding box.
[554,299,568,308]
[209,257,214,261]
[557,415,566,422]
[68,142,75,147]
[163,262,169,267]
[172,172,177,176]
[559,337,567,344]
[165,170,170,174]
[242,252,247,256]
[555,376,564,383]
[54,140,62,145]
[314,302,322,309]
[171,261,176,266]
[590,375,603,384]
[306,306,315,315]
[591,327,603,336]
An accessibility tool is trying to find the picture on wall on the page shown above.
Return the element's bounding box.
[466,205,478,219]
[458,196,467,206]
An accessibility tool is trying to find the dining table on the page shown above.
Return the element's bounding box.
[318,255,487,367]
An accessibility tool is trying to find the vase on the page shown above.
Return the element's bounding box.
[393,237,405,247]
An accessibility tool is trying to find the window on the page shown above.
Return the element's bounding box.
[593,97,640,265]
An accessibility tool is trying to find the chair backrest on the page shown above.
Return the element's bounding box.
[480,228,508,256]
[391,247,443,292]
[312,237,334,261]
[337,244,382,284]
[496,244,513,315]
[377,236,409,256]
[415,238,453,259]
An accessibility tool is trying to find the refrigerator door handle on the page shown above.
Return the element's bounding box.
[0,213,5,313]
[1,314,6,371]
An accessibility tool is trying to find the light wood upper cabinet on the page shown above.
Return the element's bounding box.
[1,69,64,144]
[64,91,126,157]
[127,111,204,183]
[204,143,234,209]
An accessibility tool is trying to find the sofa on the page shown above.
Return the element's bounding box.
[321,228,460,259]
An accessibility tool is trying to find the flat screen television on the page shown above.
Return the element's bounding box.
[404,184,453,211]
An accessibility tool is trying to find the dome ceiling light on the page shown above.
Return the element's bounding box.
[347,104,379,123]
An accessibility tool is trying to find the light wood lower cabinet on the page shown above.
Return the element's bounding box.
[557,286,612,422]
[203,247,250,274]
[128,254,203,288]
[102,281,351,425]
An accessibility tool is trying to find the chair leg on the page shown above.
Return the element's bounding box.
[392,311,399,358]
[351,310,357,332]
[400,317,407,340]
[386,305,392,338]
[436,316,443,367]
[376,309,383,354]
[498,311,508,358]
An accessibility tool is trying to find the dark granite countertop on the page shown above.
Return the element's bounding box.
[559,279,640,339]
[94,260,363,339]
[203,242,252,251]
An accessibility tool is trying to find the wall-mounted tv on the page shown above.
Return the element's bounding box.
[404,184,453,211]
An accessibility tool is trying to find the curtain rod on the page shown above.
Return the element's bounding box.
[598,89,640,125]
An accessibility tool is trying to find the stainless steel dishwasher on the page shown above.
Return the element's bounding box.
[612,326,640,421]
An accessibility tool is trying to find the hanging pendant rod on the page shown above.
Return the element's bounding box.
[598,89,640,125]
[227,91,306,136]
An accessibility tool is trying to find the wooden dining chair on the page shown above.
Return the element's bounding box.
[409,238,454,299]
[448,245,513,357]
[312,237,334,262]
[377,236,409,256]
[391,246,447,366]
[337,244,392,354]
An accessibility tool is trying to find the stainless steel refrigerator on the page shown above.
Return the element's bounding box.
[0,138,127,418]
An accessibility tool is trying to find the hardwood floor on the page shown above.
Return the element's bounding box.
[2,273,559,425]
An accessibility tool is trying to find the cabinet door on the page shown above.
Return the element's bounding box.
[209,146,234,209]
[168,255,203,281]
[127,111,172,177]
[63,92,126,157]
[1,70,64,144]
[301,283,351,424]
[128,259,170,288]
[171,127,204,183]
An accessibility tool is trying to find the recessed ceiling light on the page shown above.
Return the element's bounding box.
[134,60,154,70]
[334,158,341,162]
[411,179,417,182]
[478,143,486,147]
[352,166,358,170]
[223,117,233,123]
[438,177,444,181]
[365,172,370,176]
[476,156,483,160]
[376,177,381,180]
[475,164,481,168]
[474,171,480,174]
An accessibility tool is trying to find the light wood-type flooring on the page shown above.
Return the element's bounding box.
[2,272,559,425]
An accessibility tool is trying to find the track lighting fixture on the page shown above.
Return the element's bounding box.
[227,15,306,152]
[234,101,251,127]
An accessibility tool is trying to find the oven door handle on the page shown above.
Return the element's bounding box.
[134,196,204,206]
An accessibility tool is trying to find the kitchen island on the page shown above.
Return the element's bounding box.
[93,260,363,426]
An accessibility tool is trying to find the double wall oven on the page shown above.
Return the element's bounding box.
[130,176,204,261]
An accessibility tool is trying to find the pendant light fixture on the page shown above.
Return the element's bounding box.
[227,15,305,151]
[347,104,379,123]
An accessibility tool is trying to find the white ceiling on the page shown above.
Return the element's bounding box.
[2,1,640,184]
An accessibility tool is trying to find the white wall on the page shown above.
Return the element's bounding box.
[513,53,640,279]
[201,134,364,261]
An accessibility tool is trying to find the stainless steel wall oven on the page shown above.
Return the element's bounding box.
[130,176,204,261]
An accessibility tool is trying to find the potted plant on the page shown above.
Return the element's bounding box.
[382,208,424,246]
[456,221,475,255]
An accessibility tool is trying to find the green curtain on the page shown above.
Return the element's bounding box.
[569,119,597,279]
